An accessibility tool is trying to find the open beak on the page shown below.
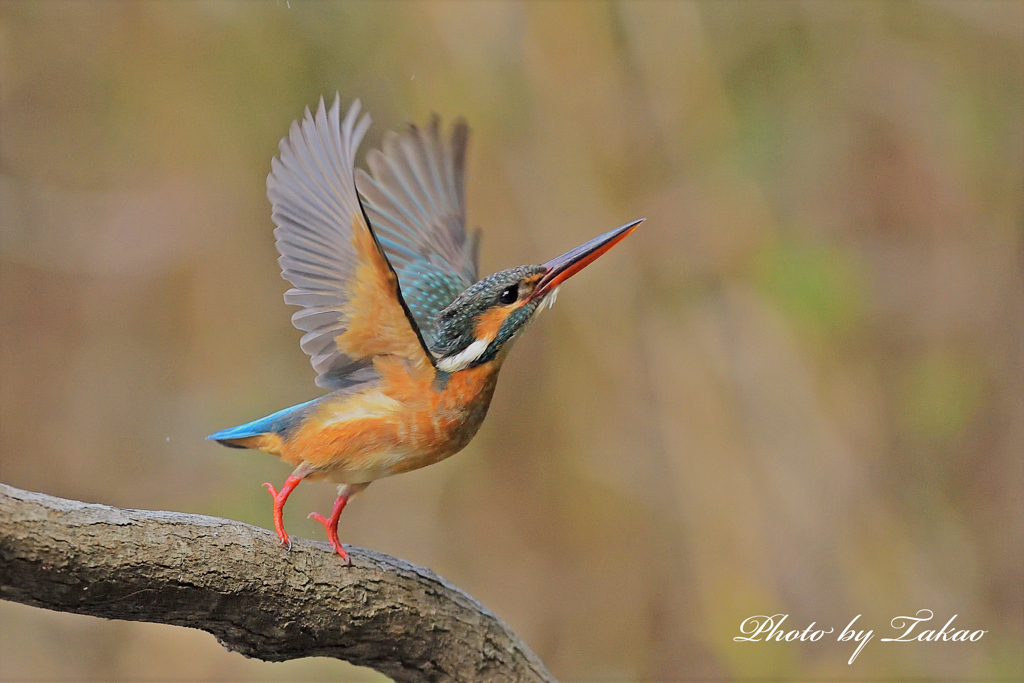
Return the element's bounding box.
[531,218,644,300]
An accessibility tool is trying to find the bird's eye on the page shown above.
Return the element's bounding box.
[498,284,519,305]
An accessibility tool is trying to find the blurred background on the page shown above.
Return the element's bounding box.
[1,1,1021,681]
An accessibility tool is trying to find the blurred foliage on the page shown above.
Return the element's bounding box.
[753,238,866,338]
[1,1,1021,681]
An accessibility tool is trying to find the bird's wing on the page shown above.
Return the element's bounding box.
[355,115,481,344]
[269,96,434,389]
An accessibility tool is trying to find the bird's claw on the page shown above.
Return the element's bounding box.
[271,529,292,551]
[308,510,351,564]
[308,511,327,525]
[264,481,291,550]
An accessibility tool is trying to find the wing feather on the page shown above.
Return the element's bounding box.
[268,96,432,389]
[356,115,480,338]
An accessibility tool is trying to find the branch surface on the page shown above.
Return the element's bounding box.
[0,483,555,683]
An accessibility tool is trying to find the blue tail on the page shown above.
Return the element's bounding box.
[208,397,321,447]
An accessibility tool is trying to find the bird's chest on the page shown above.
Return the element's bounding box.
[292,359,502,480]
[388,361,502,470]
[427,362,503,451]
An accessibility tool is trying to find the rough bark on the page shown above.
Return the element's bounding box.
[0,483,555,683]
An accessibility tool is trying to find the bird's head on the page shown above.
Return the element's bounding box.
[429,218,643,373]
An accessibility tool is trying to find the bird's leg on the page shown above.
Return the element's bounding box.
[263,464,312,550]
[309,482,369,564]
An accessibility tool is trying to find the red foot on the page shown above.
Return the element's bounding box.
[308,494,352,564]
[263,474,303,550]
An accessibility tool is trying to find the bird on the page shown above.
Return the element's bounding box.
[208,96,642,563]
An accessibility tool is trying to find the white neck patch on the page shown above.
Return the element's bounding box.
[436,338,491,373]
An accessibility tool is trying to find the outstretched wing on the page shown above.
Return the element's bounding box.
[268,96,433,389]
[355,115,481,345]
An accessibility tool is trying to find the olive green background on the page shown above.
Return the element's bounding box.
[1,1,1021,681]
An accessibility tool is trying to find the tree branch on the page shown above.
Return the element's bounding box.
[0,483,555,683]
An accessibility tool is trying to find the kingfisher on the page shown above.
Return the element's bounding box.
[209,96,642,563]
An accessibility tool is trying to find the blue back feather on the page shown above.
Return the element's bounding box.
[207,397,320,442]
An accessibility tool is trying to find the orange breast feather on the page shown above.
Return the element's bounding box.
[281,357,501,484]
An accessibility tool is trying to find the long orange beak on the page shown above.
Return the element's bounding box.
[532,218,644,299]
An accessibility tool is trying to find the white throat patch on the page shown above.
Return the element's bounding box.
[545,286,560,309]
[534,286,560,316]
